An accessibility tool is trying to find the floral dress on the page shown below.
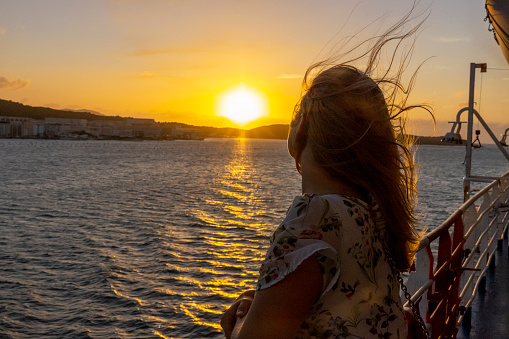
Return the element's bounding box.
[257,194,407,338]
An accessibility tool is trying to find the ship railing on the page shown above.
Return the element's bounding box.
[404,170,509,339]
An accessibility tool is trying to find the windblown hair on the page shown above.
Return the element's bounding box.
[288,7,433,271]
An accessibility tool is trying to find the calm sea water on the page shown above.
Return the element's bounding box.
[1,139,508,339]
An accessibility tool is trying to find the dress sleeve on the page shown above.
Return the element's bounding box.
[256,194,341,295]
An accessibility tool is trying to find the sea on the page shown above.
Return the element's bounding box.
[1,138,508,339]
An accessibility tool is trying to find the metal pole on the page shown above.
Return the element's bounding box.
[464,63,487,202]
[464,63,476,202]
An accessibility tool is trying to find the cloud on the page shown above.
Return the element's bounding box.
[431,36,470,43]
[0,76,30,90]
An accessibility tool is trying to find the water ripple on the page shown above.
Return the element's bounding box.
[2,140,505,338]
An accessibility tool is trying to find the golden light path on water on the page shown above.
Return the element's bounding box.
[164,138,298,337]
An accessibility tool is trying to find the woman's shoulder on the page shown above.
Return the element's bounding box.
[288,193,371,216]
[278,194,373,234]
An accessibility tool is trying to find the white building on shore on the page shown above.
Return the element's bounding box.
[0,116,162,139]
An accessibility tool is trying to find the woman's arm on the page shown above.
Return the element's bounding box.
[221,290,255,338]
[230,255,323,339]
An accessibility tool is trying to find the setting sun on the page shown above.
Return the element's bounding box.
[217,85,268,126]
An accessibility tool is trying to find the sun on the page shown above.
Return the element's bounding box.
[217,85,268,126]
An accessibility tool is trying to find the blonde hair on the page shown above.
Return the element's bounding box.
[288,8,432,271]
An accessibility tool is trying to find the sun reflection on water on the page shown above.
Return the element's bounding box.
[180,303,223,330]
[169,139,276,334]
[111,286,144,306]
[154,330,171,339]
[148,139,300,337]
[214,189,251,203]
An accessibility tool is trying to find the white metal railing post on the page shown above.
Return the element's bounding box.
[464,63,487,202]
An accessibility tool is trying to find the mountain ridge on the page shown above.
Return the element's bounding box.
[0,98,290,139]
[1,98,448,142]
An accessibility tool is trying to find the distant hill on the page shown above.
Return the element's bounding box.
[159,122,289,139]
[0,99,121,121]
[7,99,458,143]
[0,99,468,143]
[245,124,289,139]
[65,108,106,116]
[0,98,468,143]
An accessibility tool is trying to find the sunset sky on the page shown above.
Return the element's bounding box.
[0,0,508,137]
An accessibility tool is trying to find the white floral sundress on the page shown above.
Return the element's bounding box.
[257,194,407,338]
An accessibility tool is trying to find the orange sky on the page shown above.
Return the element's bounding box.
[0,0,508,139]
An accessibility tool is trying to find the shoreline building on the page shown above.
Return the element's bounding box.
[0,116,44,138]
[0,116,162,139]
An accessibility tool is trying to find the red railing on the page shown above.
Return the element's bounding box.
[405,173,509,338]
[423,210,464,338]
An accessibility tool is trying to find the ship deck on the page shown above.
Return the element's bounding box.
[457,236,509,339]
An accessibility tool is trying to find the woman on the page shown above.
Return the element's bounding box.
[221,9,430,339]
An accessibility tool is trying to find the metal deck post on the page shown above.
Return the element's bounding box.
[464,63,487,202]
